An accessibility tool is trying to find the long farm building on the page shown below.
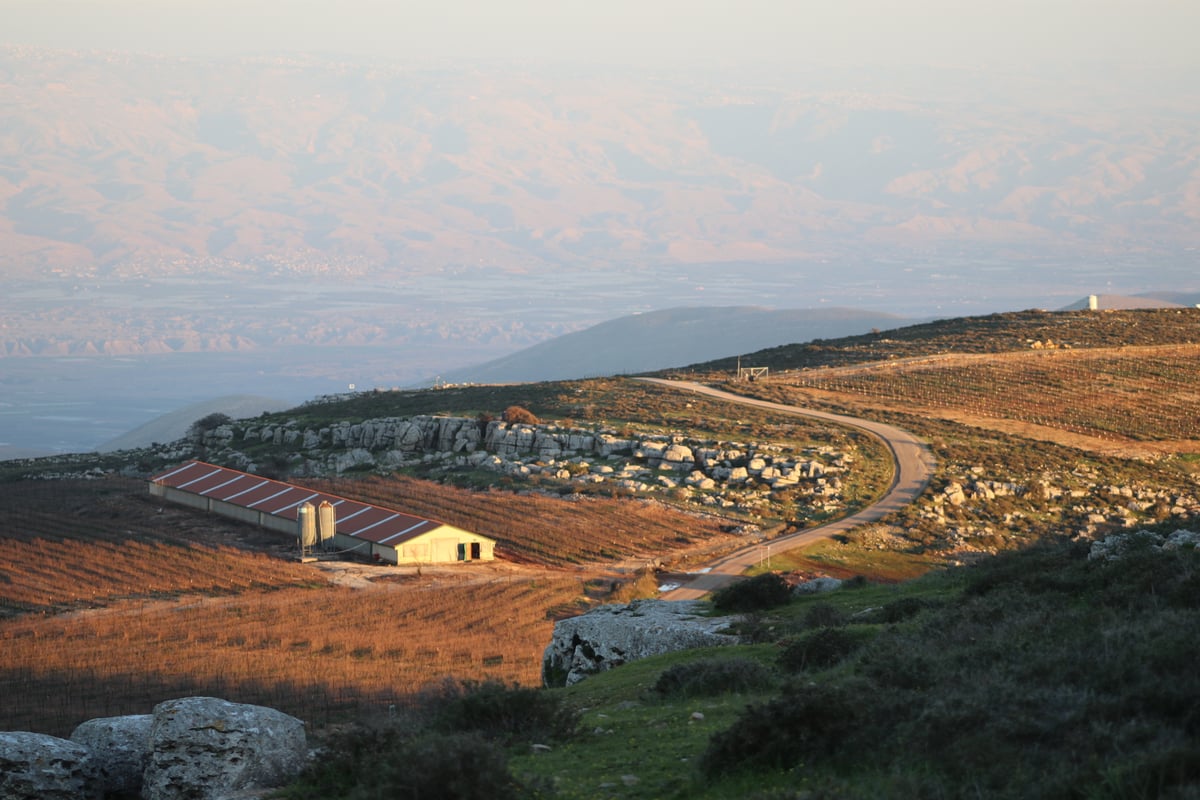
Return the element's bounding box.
[149,460,495,565]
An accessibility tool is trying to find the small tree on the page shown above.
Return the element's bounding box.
[187,412,232,441]
[501,405,539,425]
[712,572,792,613]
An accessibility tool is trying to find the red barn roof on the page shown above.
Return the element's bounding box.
[149,460,458,546]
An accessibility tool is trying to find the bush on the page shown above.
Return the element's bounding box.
[777,627,860,673]
[712,573,792,613]
[284,726,523,800]
[187,412,231,440]
[356,731,521,800]
[425,679,578,745]
[608,568,661,603]
[652,657,775,698]
[502,405,540,425]
[880,596,931,623]
[802,602,847,628]
[701,682,862,776]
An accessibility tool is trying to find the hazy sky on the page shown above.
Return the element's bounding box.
[3,0,1198,71]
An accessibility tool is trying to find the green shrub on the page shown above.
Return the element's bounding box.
[701,682,863,776]
[652,657,775,698]
[425,679,578,745]
[854,632,938,691]
[777,627,860,673]
[283,726,523,800]
[349,732,521,800]
[802,602,847,628]
[712,573,792,613]
[880,596,931,623]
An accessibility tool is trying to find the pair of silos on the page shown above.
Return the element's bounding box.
[297,500,336,550]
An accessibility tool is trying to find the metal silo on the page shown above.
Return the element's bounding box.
[297,502,317,551]
[318,500,336,549]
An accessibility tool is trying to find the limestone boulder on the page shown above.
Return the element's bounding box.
[1164,529,1200,550]
[542,600,740,687]
[142,697,307,800]
[69,714,153,798]
[660,444,695,471]
[1088,529,1164,561]
[793,577,844,595]
[0,731,97,800]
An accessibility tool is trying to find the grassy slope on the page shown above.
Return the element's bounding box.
[509,537,1200,799]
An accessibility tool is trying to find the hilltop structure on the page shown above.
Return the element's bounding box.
[149,460,494,565]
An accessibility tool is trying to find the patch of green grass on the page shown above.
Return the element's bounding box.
[750,537,943,582]
[510,645,781,799]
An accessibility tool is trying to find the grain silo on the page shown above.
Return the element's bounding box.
[297,502,317,552]
[317,500,336,549]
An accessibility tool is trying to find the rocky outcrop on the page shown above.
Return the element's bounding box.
[1088,528,1200,561]
[1,697,307,800]
[142,697,307,800]
[205,415,853,519]
[542,599,741,687]
[0,731,96,800]
[69,714,152,798]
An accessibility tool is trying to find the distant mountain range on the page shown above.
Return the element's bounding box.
[2,47,1197,279]
[428,306,914,385]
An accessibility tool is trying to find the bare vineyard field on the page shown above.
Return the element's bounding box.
[302,474,741,567]
[0,478,316,614]
[778,345,1200,443]
[0,474,737,736]
[0,575,581,736]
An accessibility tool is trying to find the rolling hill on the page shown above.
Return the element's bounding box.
[97,394,291,452]
[429,306,914,385]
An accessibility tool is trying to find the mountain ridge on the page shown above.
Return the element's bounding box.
[3,48,1197,279]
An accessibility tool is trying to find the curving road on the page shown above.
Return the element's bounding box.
[638,378,937,601]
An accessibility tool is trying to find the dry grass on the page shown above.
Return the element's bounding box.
[772,344,1200,448]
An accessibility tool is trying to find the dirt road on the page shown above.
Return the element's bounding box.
[641,379,936,600]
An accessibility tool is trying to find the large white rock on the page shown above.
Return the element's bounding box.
[142,697,307,800]
[660,444,695,470]
[70,714,153,798]
[0,731,97,800]
[542,600,740,687]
